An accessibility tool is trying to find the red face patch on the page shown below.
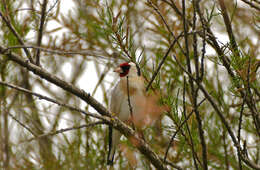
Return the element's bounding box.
[119,62,131,77]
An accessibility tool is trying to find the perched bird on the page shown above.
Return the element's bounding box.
[107,62,144,165]
[107,62,166,165]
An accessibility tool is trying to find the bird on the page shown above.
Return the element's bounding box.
[107,62,145,165]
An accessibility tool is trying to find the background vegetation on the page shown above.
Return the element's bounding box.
[0,0,259,169]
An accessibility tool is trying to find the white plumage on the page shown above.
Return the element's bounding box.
[107,62,145,165]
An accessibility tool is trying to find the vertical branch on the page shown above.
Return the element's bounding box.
[182,1,208,168]
[183,77,199,169]
[193,1,199,79]
[126,76,134,129]
[192,1,208,169]
[193,97,208,169]
[199,19,206,82]
[35,0,48,66]
[0,56,9,169]
[182,0,192,75]
[236,57,252,169]
[218,0,239,57]
[222,129,230,170]
[237,94,246,170]
[3,104,9,169]
[246,57,260,136]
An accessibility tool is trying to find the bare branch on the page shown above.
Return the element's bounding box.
[146,33,183,91]
[126,76,135,129]
[237,91,247,170]
[192,1,208,169]
[147,0,186,55]
[24,121,105,143]
[6,45,109,59]
[35,0,48,65]
[0,12,33,62]
[218,0,240,57]
[0,80,104,120]
[240,0,260,11]
[8,112,36,136]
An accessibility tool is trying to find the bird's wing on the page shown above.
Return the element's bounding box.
[107,81,125,165]
[109,82,124,115]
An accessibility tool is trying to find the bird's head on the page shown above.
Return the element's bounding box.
[114,62,141,77]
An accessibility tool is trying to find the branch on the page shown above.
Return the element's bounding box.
[0,46,169,170]
[5,45,109,59]
[218,0,240,57]
[173,55,260,170]
[35,0,48,65]
[240,0,260,11]
[237,90,247,170]
[181,77,199,169]
[8,112,36,136]
[0,81,104,120]
[147,0,186,55]
[24,121,105,143]
[191,1,208,169]
[146,33,183,91]
[164,95,207,164]
[164,0,234,78]
[126,76,135,129]
[0,12,33,63]
[196,0,260,136]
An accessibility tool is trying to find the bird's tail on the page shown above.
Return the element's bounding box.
[107,125,115,165]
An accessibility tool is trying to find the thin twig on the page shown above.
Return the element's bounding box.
[183,76,199,170]
[182,77,199,170]
[237,92,247,170]
[218,0,240,58]
[0,81,104,121]
[0,12,33,62]
[126,76,135,130]
[47,0,59,14]
[147,0,186,55]
[160,157,183,170]
[23,121,105,143]
[8,112,36,136]
[173,55,260,170]
[222,129,230,170]
[192,1,208,168]
[182,0,192,74]
[6,45,108,58]
[240,0,260,11]
[246,57,260,136]
[237,57,252,170]
[163,95,207,164]
[35,0,48,65]
[199,15,206,81]
[196,0,260,136]
[146,33,183,91]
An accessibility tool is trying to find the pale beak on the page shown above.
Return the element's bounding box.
[113,67,123,73]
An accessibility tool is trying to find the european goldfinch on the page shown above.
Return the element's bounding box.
[107,62,144,165]
[107,62,165,165]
